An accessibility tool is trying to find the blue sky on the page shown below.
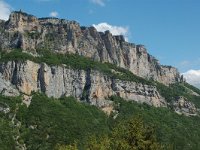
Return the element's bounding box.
[0,0,200,87]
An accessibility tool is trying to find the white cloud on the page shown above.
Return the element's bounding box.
[182,70,200,88]
[93,22,129,41]
[90,0,106,6]
[0,0,12,20]
[49,11,58,17]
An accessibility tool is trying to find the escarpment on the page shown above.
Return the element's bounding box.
[0,60,166,108]
[1,11,200,117]
[0,11,181,85]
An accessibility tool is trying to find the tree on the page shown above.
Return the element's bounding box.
[111,117,162,150]
[85,116,163,150]
[55,143,78,150]
[85,135,111,150]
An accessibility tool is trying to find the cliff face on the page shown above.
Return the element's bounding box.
[0,60,166,109]
[0,11,181,85]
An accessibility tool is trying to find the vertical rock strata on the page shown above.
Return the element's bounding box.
[0,61,166,107]
[0,11,181,85]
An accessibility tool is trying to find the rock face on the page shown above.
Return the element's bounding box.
[0,73,19,96]
[0,60,166,108]
[173,96,198,116]
[0,11,181,85]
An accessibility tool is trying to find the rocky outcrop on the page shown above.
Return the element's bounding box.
[173,96,198,116]
[0,60,166,108]
[0,73,19,96]
[112,79,166,107]
[0,11,181,85]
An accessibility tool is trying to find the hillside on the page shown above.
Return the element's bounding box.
[0,11,200,150]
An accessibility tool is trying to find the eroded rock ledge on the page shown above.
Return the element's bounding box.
[0,60,166,110]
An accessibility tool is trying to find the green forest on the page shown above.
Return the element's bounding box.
[1,92,200,150]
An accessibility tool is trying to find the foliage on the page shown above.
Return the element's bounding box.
[0,118,15,150]
[156,82,200,105]
[84,134,111,150]
[0,95,21,149]
[110,117,162,150]
[85,117,162,150]
[0,95,21,114]
[110,96,200,150]
[0,49,35,62]
[16,93,109,150]
[55,143,78,150]
[183,82,200,95]
[58,116,162,150]
[1,92,200,149]
[0,118,16,150]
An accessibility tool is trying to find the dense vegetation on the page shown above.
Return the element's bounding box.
[0,95,21,150]
[156,82,200,108]
[58,116,162,150]
[1,92,200,150]
[16,93,109,150]
[111,96,200,150]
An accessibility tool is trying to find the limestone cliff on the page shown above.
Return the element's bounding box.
[0,60,166,109]
[0,11,181,85]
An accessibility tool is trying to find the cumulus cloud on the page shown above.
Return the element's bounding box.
[49,11,58,17]
[0,0,12,20]
[90,0,106,6]
[93,22,129,41]
[182,70,200,88]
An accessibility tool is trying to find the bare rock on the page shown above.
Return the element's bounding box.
[173,96,198,116]
[0,11,181,85]
[0,60,167,109]
[0,73,19,97]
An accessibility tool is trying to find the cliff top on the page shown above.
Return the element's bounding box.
[0,11,181,85]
